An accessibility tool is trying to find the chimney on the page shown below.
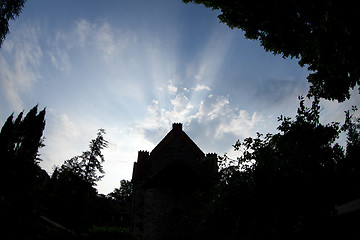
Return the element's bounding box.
[172,123,182,133]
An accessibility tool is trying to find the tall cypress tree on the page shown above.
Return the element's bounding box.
[0,105,46,204]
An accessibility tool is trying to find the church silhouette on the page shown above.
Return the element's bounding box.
[131,123,217,240]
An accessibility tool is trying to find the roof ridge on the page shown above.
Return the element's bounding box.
[149,123,204,158]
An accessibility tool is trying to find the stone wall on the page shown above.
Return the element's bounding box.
[143,188,195,240]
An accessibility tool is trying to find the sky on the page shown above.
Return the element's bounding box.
[1,0,359,194]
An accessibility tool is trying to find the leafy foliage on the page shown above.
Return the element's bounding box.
[108,179,133,203]
[194,98,359,239]
[183,0,360,101]
[57,128,108,186]
[0,0,26,47]
[46,129,134,233]
[46,129,108,230]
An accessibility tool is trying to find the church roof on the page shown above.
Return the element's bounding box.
[132,123,206,184]
[149,123,204,159]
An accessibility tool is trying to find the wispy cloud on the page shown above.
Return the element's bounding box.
[0,23,42,111]
[48,19,137,69]
[193,84,211,91]
[40,110,87,172]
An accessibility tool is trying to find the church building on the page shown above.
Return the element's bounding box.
[131,123,217,240]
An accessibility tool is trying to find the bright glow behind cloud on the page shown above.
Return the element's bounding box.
[2,0,358,195]
[0,16,287,194]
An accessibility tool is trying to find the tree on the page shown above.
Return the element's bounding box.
[106,180,133,227]
[183,0,360,102]
[47,129,108,230]
[0,105,46,239]
[194,98,355,239]
[0,0,26,47]
[338,106,360,202]
[58,128,108,186]
[342,106,360,163]
[108,180,133,203]
[0,105,46,199]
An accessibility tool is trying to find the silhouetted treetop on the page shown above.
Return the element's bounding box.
[57,128,108,186]
[0,0,26,47]
[108,180,133,203]
[0,105,46,165]
[183,0,360,102]
[198,98,359,239]
[0,105,46,223]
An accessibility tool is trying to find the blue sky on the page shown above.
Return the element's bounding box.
[1,0,359,194]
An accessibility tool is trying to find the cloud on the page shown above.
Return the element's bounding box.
[40,110,86,172]
[48,19,137,69]
[75,19,92,46]
[0,23,42,111]
[167,81,178,94]
[134,92,195,143]
[170,93,194,120]
[193,95,230,121]
[193,84,211,91]
[94,22,119,62]
[191,94,263,139]
[130,83,264,156]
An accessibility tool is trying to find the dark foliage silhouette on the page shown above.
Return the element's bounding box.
[2,102,358,239]
[44,129,133,238]
[0,110,134,239]
[0,105,46,239]
[108,179,133,203]
[56,128,108,186]
[47,129,108,229]
[0,0,26,47]
[183,0,360,102]
[191,98,360,239]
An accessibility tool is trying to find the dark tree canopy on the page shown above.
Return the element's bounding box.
[0,105,46,196]
[108,180,133,203]
[0,105,47,239]
[57,128,108,186]
[0,107,133,238]
[193,98,360,239]
[184,0,360,102]
[0,0,26,47]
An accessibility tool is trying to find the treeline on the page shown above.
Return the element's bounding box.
[0,105,133,240]
[190,98,360,239]
[1,99,359,239]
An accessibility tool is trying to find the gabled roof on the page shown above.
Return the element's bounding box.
[132,123,207,184]
[149,123,204,159]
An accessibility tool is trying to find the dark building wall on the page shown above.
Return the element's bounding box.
[131,123,217,240]
[143,188,196,240]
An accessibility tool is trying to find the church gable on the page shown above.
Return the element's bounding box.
[149,123,204,160]
[148,125,204,177]
[131,123,217,240]
[132,123,205,183]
